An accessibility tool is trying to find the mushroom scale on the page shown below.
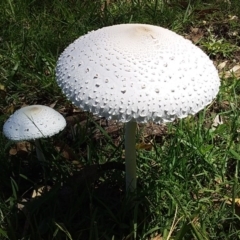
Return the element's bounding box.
[3,105,66,141]
[56,24,220,123]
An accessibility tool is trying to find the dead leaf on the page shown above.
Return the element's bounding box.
[226,198,240,216]
[142,122,167,138]
[211,114,223,130]
[194,7,219,18]
[223,64,240,78]
[229,15,238,21]
[151,234,162,240]
[186,27,204,44]
[72,160,82,168]
[235,198,240,206]
[230,65,240,73]
[73,108,83,113]
[219,100,230,110]
[31,185,51,198]
[9,148,18,156]
[54,141,77,160]
[17,199,27,211]
[191,27,199,34]
[49,101,58,108]
[136,142,153,151]
[5,104,15,114]
[0,84,5,91]
[217,61,228,71]
[9,141,31,156]
[66,113,89,126]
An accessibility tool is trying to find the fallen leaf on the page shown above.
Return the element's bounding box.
[5,105,15,114]
[211,114,223,130]
[226,198,240,216]
[219,100,230,110]
[151,234,162,240]
[194,7,220,18]
[229,15,238,21]
[9,148,18,156]
[136,142,153,151]
[217,61,228,71]
[17,199,27,211]
[31,185,51,198]
[0,84,5,91]
[230,65,240,73]
[223,64,240,78]
[49,101,58,108]
[9,141,31,156]
[189,27,204,43]
[235,198,240,206]
[66,113,89,126]
[54,141,77,160]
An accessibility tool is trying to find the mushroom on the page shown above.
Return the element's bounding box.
[55,24,220,191]
[3,105,66,162]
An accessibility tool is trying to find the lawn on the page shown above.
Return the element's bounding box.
[0,0,240,239]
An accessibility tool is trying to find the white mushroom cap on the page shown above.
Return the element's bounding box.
[56,24,220,123]
[3,105,66,141]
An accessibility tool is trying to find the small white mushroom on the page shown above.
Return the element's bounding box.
[3,105,66,162]
[56,24,220,191]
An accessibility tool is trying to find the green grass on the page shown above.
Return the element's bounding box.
[1,0,240,239]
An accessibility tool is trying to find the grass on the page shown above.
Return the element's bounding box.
[0,0,240,239]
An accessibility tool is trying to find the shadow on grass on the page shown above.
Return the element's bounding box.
[8,162,153,239]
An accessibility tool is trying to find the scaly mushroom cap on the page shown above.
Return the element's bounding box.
[3,105,66,140]
[56,24,220,123]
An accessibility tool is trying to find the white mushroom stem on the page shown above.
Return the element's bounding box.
[125,121,137,191]
[35,139,46,162]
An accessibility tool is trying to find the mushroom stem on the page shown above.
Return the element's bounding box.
[125,121,137,191]
[35,139,46,162]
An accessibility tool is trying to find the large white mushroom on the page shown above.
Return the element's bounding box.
[3,105,66,162]
[56,24,220,191]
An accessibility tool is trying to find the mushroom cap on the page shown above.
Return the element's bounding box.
[3,105,66,141]
[56,24,220,123]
